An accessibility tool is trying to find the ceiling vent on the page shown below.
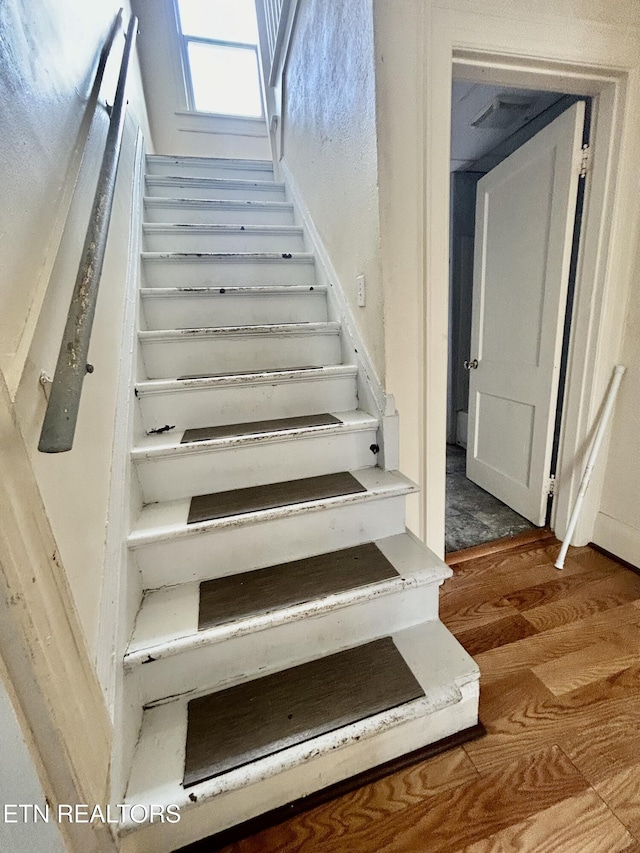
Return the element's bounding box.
[470,95,535,130]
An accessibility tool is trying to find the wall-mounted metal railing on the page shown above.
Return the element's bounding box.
[38,13,138,453]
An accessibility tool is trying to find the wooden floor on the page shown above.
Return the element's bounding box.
[205,538,640,852]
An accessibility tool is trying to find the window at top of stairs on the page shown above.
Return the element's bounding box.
[175,0,263,118]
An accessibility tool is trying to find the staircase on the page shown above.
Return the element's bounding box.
[120,154,479,852]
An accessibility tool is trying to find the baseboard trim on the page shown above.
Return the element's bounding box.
[446,528,557,567]
[173,722,486,852]
[592,512,640,570]
[589,543,640,575]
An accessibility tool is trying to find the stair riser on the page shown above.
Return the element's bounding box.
[137,374,358,433]
[146,162,274,181]
[142,292,328,329]
[145,180,286,202]
[143,229,305,254]
[129,585,440,705]
[133,495,407,589]
[141,333,342,379]
[142,258,316,288]
[135,430,379,503]
[119,684,479,853]
[144,203,294,226]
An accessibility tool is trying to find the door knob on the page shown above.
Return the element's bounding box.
[464,359,478,370]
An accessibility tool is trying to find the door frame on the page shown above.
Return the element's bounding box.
[419,2,640,557]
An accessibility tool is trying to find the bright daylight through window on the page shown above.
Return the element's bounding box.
[176,0,263,117]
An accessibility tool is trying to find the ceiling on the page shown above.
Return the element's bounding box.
[450,81,565,172]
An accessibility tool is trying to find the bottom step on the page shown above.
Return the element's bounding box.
[120,621,479,853]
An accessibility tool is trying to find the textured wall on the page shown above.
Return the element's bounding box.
[0,0,151,655]
[282,0,385,379]
[0,0,150,388]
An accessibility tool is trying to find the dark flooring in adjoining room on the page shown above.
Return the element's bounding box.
[446,444,535,553]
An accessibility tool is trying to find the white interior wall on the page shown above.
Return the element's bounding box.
[281,0,386,381]
[594,253,640,565]
[0,667,66,853]
[1,0,152,659]
[131,0,271,159]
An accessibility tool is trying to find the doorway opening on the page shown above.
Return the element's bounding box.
[446,80,590,554]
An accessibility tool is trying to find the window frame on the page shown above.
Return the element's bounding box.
[173,1,265,119]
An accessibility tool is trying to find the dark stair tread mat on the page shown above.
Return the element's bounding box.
[183,637,425,787]
[198,542,398,630]
[178,366,318,380]
[182,413,342,444]
[187,472,366,524]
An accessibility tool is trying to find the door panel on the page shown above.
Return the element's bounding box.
[466,101,585,525]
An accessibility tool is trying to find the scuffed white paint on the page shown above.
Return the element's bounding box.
[282,0,385,379]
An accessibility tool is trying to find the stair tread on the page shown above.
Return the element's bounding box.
[144,197,292,209]
[142,251,314,261]
[146,154,274,169]
[125,533,451,661]
[146,175,285,190]
[143,223,303,234]
[132,411,375,456]
[140,285,325,296]
[122,620,478,821]
[134,364,358,396]
[184,637,424,786]
[138,322,340,341]
[128,468,417,546]
[188,471,367,525]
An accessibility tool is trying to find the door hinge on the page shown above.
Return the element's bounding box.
[547,474,556,496]
[579,144,591,178]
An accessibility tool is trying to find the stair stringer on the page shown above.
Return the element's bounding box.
[280,158,399,471]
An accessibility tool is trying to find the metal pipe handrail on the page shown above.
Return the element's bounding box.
[38,14,138,453]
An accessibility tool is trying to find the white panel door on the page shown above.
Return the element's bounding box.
[466,102,585,525]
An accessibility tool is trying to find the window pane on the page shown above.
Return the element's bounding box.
[187,42,262,117]
[177,0,258,44]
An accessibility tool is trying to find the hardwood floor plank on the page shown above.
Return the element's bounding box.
[472,602,640,685]
[215,749,481,853]
[188,472,366,524]
[521,572,640,632]
[532,641,638,696]
[198,543,398,629]
[438,582,518,635]
[456,613,539,657]
[503,566,627,612]
[594,765,640,838]
[182,413,342,443]
[184,638,424,787]
[218,746,588,853]
[456,788,634,853]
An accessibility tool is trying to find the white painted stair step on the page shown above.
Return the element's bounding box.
[128,468,417,589]
[143,224,305,254]
[145,175,286,201]
[133,410,379,502]
[139,323,342,379]
[141,286,328,329]
[135,365,358,433]
[144,197,295,226]
[142,252,316,288]
[119,620,479,853]
[124,534,452,704]
[146,155,274,182]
